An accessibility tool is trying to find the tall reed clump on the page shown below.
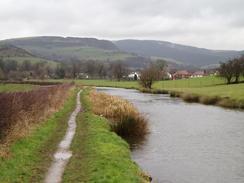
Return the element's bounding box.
[89,91,148,142]
[0,84,73,144]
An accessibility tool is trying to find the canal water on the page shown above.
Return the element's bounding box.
[97,87,244,183]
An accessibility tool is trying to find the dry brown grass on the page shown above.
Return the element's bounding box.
[0,84,73,157]
[89,91,148,140]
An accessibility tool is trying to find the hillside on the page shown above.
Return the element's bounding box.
[0,44,33,57]
[0,44,58,68]
[1,37,243,68]
[1,36,135,62]
[115,40,244,67]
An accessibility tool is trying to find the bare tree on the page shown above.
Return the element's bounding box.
[68,59,81,79]
[0,68,4,80]
[219,60,233,84]
[111,62,127,81]
[219,56,244,84]
[240,55,244,77]
[55,64,65,79]
[155,59,167,80]
[232,58,242,83]
[97,62,107,79]
[139,64,159,89]
[86,60,97,78]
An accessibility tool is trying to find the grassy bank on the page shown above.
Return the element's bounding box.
[0,88,77,182]
[64,89,150,183]
[77,77,244,109]
[30,77,244,109]
[0,83,37,92]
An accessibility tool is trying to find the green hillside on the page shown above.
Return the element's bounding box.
[0,44,58,68]
[2,57,58,68]
[1,37,135,62]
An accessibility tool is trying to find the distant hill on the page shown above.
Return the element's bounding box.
[0,44,58,68]
[115,39,244,67]
[1,37,243,69]
[0,44,33,57]
[1,36,134,62]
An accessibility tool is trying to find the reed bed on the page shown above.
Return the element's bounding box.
[89,91,148,141]
[0,83,73,147]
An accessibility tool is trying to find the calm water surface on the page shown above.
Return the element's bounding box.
[97,87,244,183]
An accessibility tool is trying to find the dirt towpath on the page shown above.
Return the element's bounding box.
[44,90,81,183]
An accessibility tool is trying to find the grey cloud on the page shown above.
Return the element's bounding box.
[0,0,243,50]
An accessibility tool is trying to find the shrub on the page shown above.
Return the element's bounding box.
[89,91,148,142]
[181,93,199,103]
[199,96,220,105]
[0,83,73,142]
[217,98,239,108]
[169,91,181,97]
[139,64,159,89]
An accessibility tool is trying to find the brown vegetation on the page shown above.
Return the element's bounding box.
[89,91,148,141]
[139,88,243,109]
[139,65,159,89]
[0,84,73,145]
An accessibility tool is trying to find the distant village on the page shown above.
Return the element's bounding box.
[127,69,218,81]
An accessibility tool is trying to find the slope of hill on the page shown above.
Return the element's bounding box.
[2,37,243,68]
[0,44,58,68]
[0,44,33,57]
[1,36,134,62]
[115,39,244,67]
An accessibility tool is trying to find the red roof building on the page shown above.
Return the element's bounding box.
[172,70,191,80]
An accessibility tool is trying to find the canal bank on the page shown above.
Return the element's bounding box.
[97,87,244,183]
[63,89,151,182]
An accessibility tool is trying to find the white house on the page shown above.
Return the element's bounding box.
[128,72,140,80]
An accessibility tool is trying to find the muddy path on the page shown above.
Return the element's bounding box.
[44,90,82,183]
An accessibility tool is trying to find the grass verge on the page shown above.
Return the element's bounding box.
[63,89,150,183]
[0,87,77,183]
[0,83,37,92]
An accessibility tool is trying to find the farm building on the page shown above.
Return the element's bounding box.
[172,70,191,79]
[128,72,140,80]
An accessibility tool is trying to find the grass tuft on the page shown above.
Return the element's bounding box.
[89,91,149,142]
[181,93,199,103]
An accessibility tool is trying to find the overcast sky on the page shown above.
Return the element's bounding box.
[0,0,243,50]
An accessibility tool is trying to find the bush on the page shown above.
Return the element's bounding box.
[199,96,220,105]
[181,93,199,103]
[0,83,73,141]
[169,91,181,97]
[139,64,159,89]
[89,91,148,142]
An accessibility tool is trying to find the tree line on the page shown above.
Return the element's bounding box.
[0,58,129,81]
[219,56,244,84]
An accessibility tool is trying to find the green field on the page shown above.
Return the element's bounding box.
[0,84,37,92]
[74,76,244,104]
[29,76,244,107]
